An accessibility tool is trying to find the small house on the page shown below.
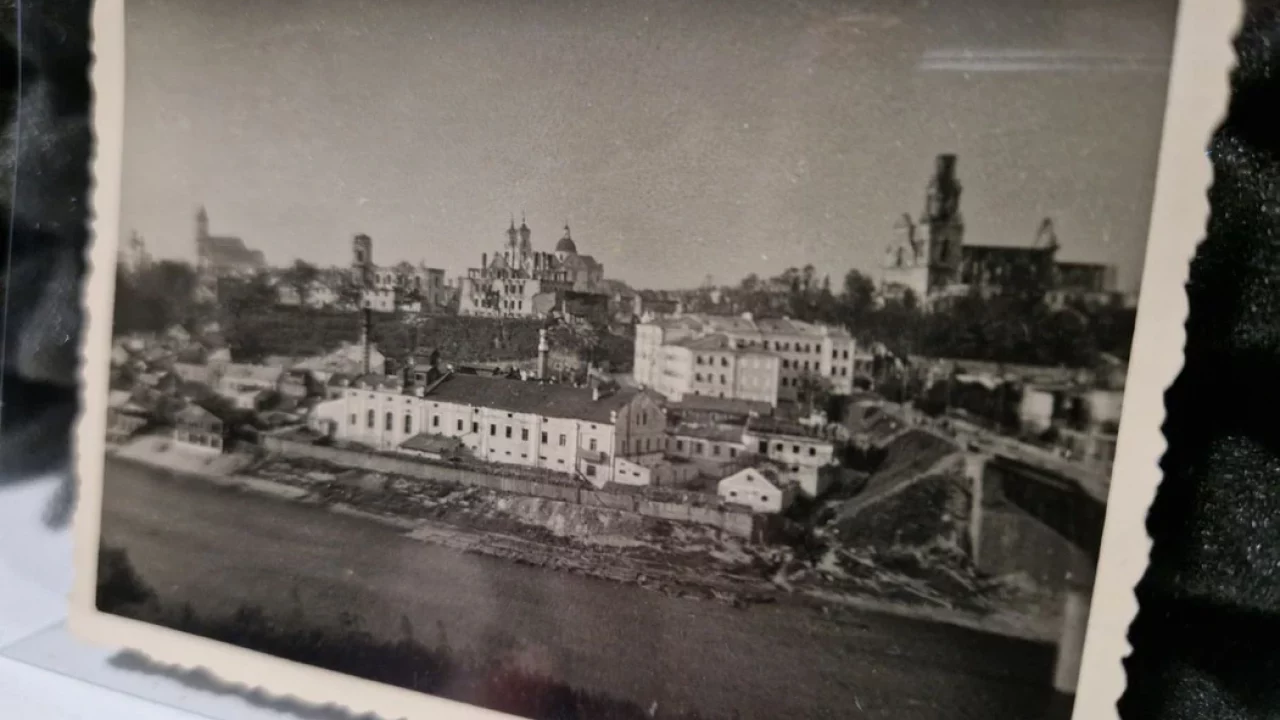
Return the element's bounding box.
[173,404,226,453]
[107,390,148,443]
[717,467,795,514]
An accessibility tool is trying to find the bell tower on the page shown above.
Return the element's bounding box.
[352,233,373,269]
[922,154,964,291]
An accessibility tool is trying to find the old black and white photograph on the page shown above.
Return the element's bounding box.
[79,0,1187,718]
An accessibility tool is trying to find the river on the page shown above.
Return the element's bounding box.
[100,458,1063,720]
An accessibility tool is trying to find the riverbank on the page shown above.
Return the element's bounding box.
[99,459,1064,720]
[241,452,1063,642]
[107,437,1063,642]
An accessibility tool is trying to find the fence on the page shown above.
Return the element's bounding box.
[261,436,757,537]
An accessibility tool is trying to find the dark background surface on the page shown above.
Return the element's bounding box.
[0,0,1276,718]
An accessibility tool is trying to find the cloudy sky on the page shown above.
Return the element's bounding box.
[120,0,1178,291]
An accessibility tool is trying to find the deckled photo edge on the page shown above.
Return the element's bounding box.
[71,2,505,718]
[67,1,1239,719]
[1072,0,1242,718]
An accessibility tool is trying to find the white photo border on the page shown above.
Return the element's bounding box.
[71,1,1241,719]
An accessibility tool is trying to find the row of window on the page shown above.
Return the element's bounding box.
[350,410,619,451]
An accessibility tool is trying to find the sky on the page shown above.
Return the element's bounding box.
[119,0,1179,291]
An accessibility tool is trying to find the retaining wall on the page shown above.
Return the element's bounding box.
[263,436,755,537]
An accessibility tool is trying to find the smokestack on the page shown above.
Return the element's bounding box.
[362,307,373,375]
[482,252,487,269]
[537,328,549,380]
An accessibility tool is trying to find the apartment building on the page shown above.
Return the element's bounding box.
[634,312,857,406]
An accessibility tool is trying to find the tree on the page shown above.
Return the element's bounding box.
[113,259,200,334]
[840,269,876,321]
[281,259,320,308]
[794,372,832,418]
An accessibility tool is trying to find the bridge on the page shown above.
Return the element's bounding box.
[963,445,1109,701]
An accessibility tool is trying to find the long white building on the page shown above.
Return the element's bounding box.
[634,312,857,407]
[311,371,666,487]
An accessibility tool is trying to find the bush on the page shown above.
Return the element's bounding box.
[96,546,157,613]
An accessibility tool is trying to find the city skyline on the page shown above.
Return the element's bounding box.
[120,0,1177,291]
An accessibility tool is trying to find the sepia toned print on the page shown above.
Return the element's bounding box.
[73,0,1235,719]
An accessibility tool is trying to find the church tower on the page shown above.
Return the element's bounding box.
[921,154,965,290]
[196,206,209,240]
[518,214,533,257]
[352,233,373,269]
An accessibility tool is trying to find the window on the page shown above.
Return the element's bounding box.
[758,440,768,454]
[775,443,783,452]
[695,373,703,382]
[730,447,738,458]
[490,424,497,436]
[457,419,464,431]
[522,428,529,441]
[586,465,597,477]
[432,415,440,427]
[367,410,375,428]
[405,415,413,433]
[803,361,810,371]
[721,357,729,367]
[641,411,647,425]
[696,356,704,365]
[472,422,479,433]
[793,445,801,453]
[832,349,839,359]
[505,426,513,439]
[695,442,704,454]
[349,414,356,425]
[809,447,817,456]
[385,412,393,431]
[713,445,721,456]
[781,360,789,369]
[541,431,548,443]
[559,434,567,446]
[677,440,685,451]
[720,375,727,384]
[843,350,850,359]
[589,438,598,451]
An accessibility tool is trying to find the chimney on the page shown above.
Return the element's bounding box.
[592,384,602,401]
[362,308,373,375]
[537,328,550,380]
[482,252,487,269]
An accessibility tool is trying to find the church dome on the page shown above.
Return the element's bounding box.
[555,225,577,254]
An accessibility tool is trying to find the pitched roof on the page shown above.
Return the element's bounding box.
[175,404,220,425]
[747,416,830,442]
[674,395,772,417]
[198,236,265,268]
[424,374,638,424]
[400,433,465,455]
[353,374,403,391]
[223,363,283,384]
[668,422,746,443]
[646,312,852,341]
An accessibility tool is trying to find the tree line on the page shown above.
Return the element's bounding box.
[679,265,1135,368]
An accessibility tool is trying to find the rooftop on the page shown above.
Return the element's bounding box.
[645,312,852,341]
[673,395,772,417]
[223,363,284,384]
[424,373,640,424]
[198,235,266,269]
[747,416,830,442]
[668,422,746,444]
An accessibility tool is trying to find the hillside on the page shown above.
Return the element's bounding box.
[228,308,635,370]
[229,309,544,364]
